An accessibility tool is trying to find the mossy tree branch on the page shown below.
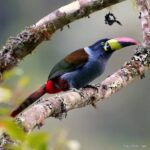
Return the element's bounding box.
[14,0,150,132]
[0,0,150,149]
[0,0,125,80]
[14,0,150,131]
[17,45,150,132]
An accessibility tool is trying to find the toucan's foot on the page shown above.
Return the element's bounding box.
[83,84,99,93]
[70,87,98,108]
[70,88,85,98]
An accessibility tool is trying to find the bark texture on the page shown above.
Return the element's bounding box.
[0,0,150,148]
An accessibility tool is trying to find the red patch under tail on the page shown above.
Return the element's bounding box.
[45,80,62,93]
[10,84,46,117]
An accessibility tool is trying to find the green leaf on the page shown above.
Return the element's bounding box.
[2,118,26,142]
[5,144,23,150]
[26,132,49,150]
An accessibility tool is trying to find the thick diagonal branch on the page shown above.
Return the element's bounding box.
[17,46,150,132]
[0,0,125,79]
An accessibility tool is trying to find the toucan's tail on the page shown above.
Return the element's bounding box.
[11,84,46,117]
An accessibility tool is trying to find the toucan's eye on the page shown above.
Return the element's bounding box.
[101,42,105,45]
[104,42,111,51]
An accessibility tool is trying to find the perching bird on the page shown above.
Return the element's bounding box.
[11,37,138,117]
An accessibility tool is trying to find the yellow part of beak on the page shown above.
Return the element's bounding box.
[107,39,122,51]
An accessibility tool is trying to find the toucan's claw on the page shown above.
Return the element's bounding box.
[70,88,85,99]
[83,84,99,93]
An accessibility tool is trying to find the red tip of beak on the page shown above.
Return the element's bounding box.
[115,37,139,45]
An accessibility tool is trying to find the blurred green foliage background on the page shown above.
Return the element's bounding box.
[0,0,150,149]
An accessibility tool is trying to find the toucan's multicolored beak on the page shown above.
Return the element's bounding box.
[104,37,139,51]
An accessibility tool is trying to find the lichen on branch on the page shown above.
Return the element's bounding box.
[0,0,150,148]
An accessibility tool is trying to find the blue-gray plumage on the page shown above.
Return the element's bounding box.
[11,37,138,117]
[61,45,111,89]
[47,37,138,90]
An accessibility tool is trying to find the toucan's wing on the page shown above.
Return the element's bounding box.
[48,48,88,79]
